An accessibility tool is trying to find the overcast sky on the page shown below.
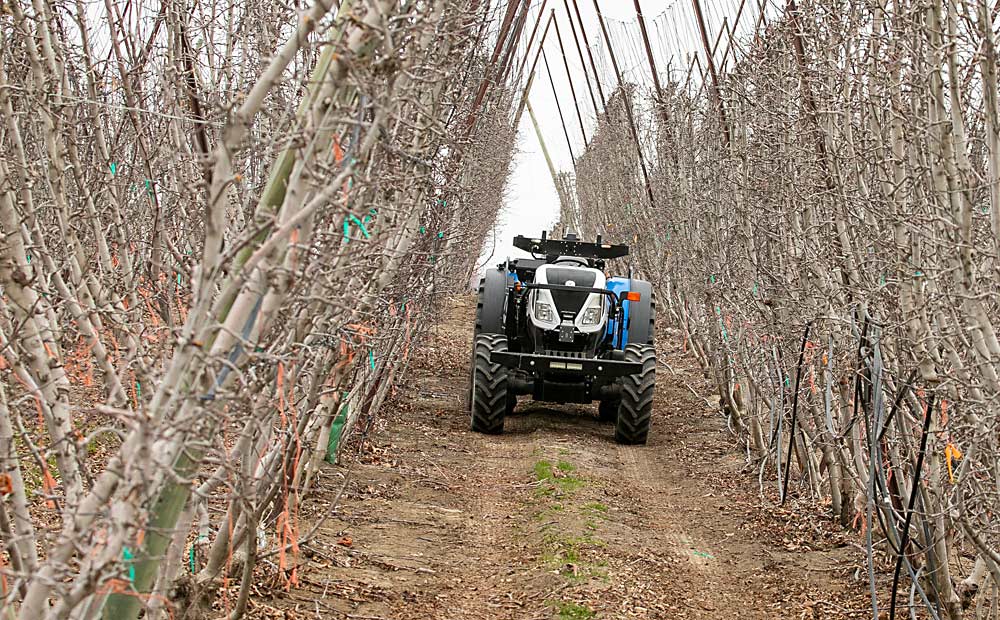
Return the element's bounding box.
[480,0,727,269]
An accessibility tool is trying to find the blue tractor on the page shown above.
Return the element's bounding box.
[469,232,656,444]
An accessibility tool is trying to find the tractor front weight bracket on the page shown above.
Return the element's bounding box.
[489,351,641,378]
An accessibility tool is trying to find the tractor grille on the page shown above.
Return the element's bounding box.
[545,267,595,315]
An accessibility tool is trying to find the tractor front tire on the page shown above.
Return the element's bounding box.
[471,334,513,434]
[615,344,655,445]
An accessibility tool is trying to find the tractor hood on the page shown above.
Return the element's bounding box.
[528,264,607,334]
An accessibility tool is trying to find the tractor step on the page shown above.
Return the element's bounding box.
[489,351,641,377]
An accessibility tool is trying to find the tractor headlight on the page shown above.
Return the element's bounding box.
[535,302,555,322]
[581,305,602,326]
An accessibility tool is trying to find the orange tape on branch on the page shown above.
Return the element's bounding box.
[277,362,286,426]
[41,466,58,509]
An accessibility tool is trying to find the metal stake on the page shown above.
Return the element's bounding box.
[553,14,589,147]
[543,47,577,166]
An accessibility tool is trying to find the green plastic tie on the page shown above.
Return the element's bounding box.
[437,231,444,239]
[353,215,370,238]
[343,215,371,242]
[369,350,375,371]
[123,547,135,582]
[188,535,208,573]
[109,162,118,176]
[419,226,426,235]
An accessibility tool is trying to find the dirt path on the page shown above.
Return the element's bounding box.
[254,297,871,619]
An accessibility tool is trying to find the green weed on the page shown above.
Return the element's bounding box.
[534,459,584,496]
[549,600,595,620]
[534,460,553,481]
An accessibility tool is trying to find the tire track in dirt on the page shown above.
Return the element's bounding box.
[255,297,870,619]
[447,423,542,618]
[613,402,758,616]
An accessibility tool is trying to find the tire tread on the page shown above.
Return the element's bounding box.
[471,334,510,434]
[614,344,655,444]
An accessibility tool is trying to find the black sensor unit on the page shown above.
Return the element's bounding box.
[512,235,629,260]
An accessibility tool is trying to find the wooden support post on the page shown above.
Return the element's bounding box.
[691,0,732,145]
[562,0,599,116]
[514,13,554,126]
[526,98,567,212]
[716,0,750,73]
[512,0,549,88]
[633,0,664,101]
[514,69,537,128]
[569,0,606,109]
[466,0,524,131]
[591,0,656,209]
[497,0,533,87]
[633,0,671,124]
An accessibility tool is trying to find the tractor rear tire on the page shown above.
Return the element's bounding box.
[598,398,619,422]
[475,268,509,336]
[615,344,655,445]
[625,280,656,346]
[471,334,513,434]
[469,269,509,409]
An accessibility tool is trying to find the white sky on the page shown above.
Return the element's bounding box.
[482,0,739,269]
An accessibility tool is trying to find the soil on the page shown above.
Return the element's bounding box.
[247,296,873,619]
